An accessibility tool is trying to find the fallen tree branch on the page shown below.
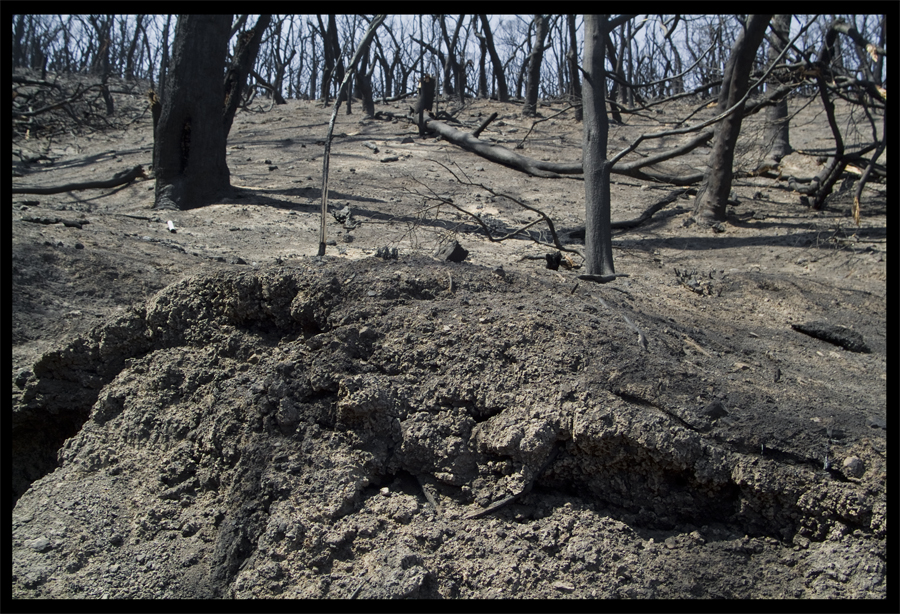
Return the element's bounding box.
[12,165,147,194]
[424,117,706,185]
[464,442,561,519]
[20,215,89,229]
[472,112,498,138]
[565,188,695,240]
[419,159,583,258]
[424,117,573,178]
[13,83,102,117]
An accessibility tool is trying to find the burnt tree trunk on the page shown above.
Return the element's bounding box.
[440,15,465,97]
[582,15,615,280]
[413,73,436,136]
[478,15,509,103]
[475,28,489,99]
[223,15,270,139]
[358,45,376,118]
[692,15,772,225]
[523,15,549,117]
[764,14,793,164]
[153,15,232,211]
[567,15,583,121]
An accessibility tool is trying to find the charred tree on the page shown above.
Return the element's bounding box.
[763,14,793,165]
[413,73,437,136]
[153,15,232,211]
[475,22,489,99]
[223,15,270,138]
[581,15,615,280]
[439,15,465,98]
[524,15,550,117]
[478,15,509,102]
[692,15,772,225]
[566,15,583,121]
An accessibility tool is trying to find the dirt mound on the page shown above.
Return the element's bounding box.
[12,256,885,598]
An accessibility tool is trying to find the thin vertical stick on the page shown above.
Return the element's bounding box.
[318,15,385,256]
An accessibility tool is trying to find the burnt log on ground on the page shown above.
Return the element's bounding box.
[422,117,706,184]
[12,165,146,194]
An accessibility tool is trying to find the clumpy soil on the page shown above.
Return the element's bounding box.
[12,71,886,599]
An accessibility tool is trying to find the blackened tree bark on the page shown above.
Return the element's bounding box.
[475,21,489,99]
[566,15,582,121]
[157,15,172,96]
[223,15,270,138]
[523,15,550,117]
[124,15,144,80]
[693,15,772,225]
[153,15,232,211]
[764,14,793,164]
[317,15,345,104]
[582,15,615,280]
[478,15,509,102]
[88,15,115,116]
[439,15,465,97]
[357,43,376,117]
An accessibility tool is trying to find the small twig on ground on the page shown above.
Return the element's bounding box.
[593,292,648,352]
[415,159,583,260]
[416,474,441,515]
[464,442,561,520]
[516,104,577,149]
[349,579,365,599]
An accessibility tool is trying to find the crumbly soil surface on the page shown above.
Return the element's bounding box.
[12,73,886,599]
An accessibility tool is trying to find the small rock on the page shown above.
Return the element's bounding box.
[842,456,865,478]
[701,400,728,420]
[866,416,886,430]
[74,242,84,249]
[552,581,575,593]
[434,240,468,263]
[380,156,399,163]
[14,368,33,389]
[380,487,390,497]
[28,536,51,552]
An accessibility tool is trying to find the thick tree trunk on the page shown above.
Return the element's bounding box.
[153,15,232,211]
[764,14,792,164]
[523,15,549,117]
[478,15,509,103]
[582,15,615,279]
[692,15,772,225]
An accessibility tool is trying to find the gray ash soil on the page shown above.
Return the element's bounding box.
[11,71,886,599]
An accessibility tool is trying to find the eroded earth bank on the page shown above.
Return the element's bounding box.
[12,257,886,599]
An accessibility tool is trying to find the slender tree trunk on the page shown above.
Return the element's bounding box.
[582,15,615,279]
[567,15,582,121]
[478,15,509,102]
[764,14,793,164]
[476,27,488,99]
[153,15,232,211]
[693,15,772,225]
[223,15,270,138]
[524,15,549,117]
